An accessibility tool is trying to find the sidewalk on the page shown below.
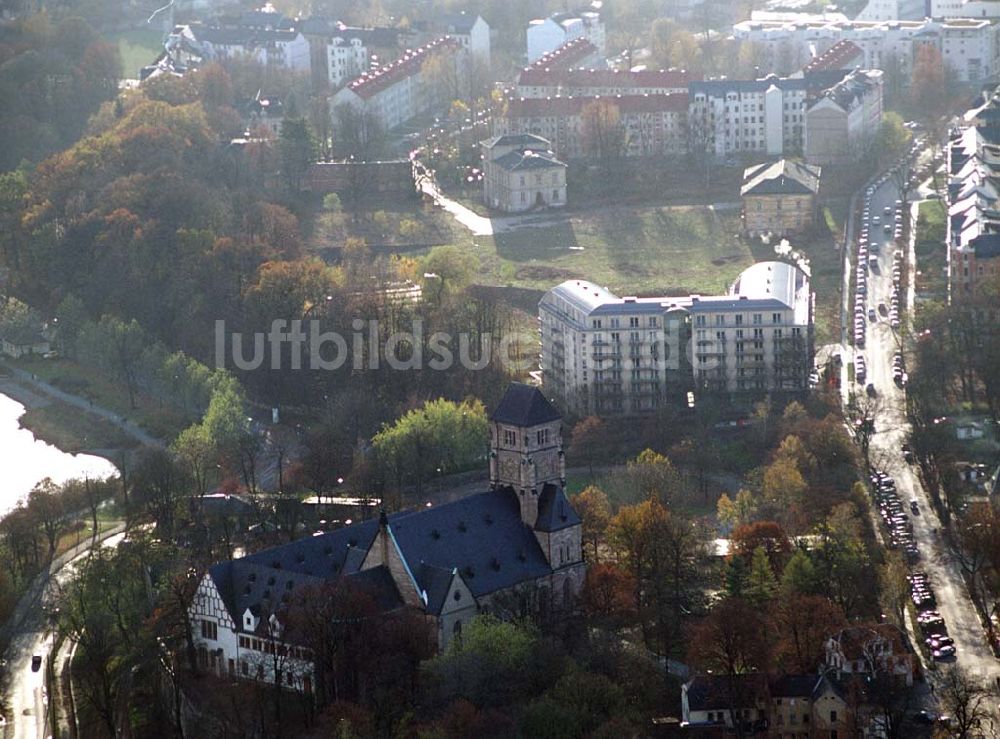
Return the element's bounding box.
[0,360,164,449]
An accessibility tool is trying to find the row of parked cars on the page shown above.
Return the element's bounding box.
[872,469,919,562]
[911,572,957,661]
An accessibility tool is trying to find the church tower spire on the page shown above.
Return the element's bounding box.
[489,383,565,527]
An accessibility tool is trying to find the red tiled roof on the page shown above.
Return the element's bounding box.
[346,36,460,99]
[525,38,599,71]
[802,39,863,73]
[505,93,689,117]
[518,66,695,90]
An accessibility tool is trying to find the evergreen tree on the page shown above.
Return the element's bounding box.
[746,546,778,606]
[723,555,749,598]
[279,116,317,193]
[781,549,819,596]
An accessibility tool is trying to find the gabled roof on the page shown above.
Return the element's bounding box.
[413,562,456,614]
[969,233,1000,259]
[685,674,767,711]
[482,133,552,149]
[490,382,561,426]
[389,488,554,598]
[770,674,821,698]
[536,484,579,532]
[741,159,821,196]
[437,11,482,34]
[492,148,566,171]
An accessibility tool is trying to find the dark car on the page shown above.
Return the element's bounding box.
[866,383,877,397]
[31,655,41,672]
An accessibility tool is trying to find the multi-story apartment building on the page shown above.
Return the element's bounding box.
[688,72,844,158]
[539,261,813,416]
[330,37,464,131]
[804,69,884,164]
[522,38,603,73]
[481,134,567,212]
[325,36,369,88]
[298,19,410,87]
[167,22,311,72]
[514,67,693,98]
[495,93,688,160]
[733,17,1000,83]
[413,12,491,65]
[527,10,606,63]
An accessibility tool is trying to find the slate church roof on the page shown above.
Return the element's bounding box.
[490,382,561,426]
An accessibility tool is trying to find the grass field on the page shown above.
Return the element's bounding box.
[106,28,164,78]
[915,199,947,300]
[20,401,138,453]
[474,205,752,296]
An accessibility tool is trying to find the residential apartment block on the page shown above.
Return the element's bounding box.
[804,69,884,164]
[331,37,464,131]
[481,134,567,212]
[741,159,821,236]
[539,261,813,416]
[523,38,603,73]
[414,12,490,65]
[167,21,311,72]
[514,67,693,99]
[527,10,606,63]
[688,71,845,159]
[495,93,688,161]
[733,17,1000,83]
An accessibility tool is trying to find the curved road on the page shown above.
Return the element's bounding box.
[2,526,125,739]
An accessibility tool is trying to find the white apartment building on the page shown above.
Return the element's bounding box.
[539,261,813,415]
[855,0,926,22]
[932,0,1000,19]
[327,36,368,88]
[331,37,464,131]
[527,10,605,63]
[688,74,831,158]
[733,17,1000,82]
[169,24,311,72]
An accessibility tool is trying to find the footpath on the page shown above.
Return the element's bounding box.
[0,361,164,449]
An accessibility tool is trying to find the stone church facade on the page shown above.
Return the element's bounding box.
[189,383,585,691]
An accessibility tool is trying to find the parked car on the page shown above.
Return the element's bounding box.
[31,655,41,672]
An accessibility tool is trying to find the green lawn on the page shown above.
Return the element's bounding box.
[473,205,752,296]
[915,199,947,299]
[106,28,164,78]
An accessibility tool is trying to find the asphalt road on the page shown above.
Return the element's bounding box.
[855,173,1000,708]
[3,530,125,739]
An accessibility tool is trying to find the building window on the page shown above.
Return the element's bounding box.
[503,429,517,446]
[553,189,560,201]
[201,620,218,641]
[830,711,837,722]
[536,428,550,445]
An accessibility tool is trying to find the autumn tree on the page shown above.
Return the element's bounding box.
[570,416,605,476]
[688,598,771,738]
[717,489,757,533]
[938,666,994,739]
[772,594,846,673]
[731,520,791,569]
[626,448,681,504]
[582,563,636,626]
[572,485,611,561]
[911,45,950,125]
[581,99,627,170]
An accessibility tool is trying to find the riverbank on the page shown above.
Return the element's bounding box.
[0,362,164,462]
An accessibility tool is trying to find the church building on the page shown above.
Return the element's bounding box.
[188,383,585,690]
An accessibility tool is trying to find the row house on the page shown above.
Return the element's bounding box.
[539,261,813,416]
[527,9,606,63]
[734,17,1000,83]
[514,67,694,99]
[496,93,688,160]
[330,37,465,131]
[946,92,1000,301]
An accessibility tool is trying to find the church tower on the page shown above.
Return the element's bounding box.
[489,383,565,527]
